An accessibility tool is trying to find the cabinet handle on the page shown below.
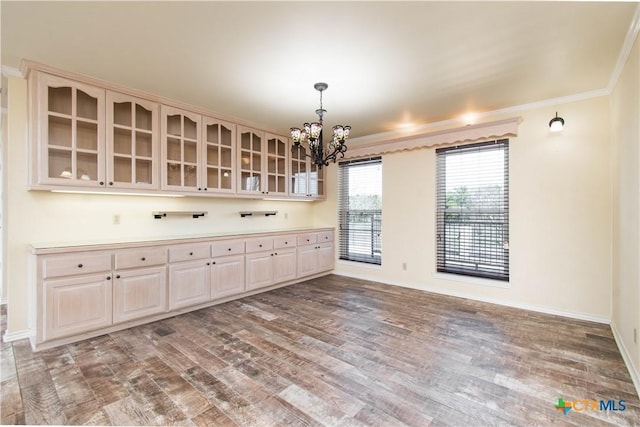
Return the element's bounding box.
[189,252,194,256]
[228,248,231,251]
[106,276,111,280]
[259,244,263,248]
[270,253,274,256]
[109,182,114,186]
[116,274,121,279]
[285,241,288,245]
[99,181,104,186]
[306,239,310,242]
[198,187,202,191]
[77,263,83,268]
[141,257,146,261]
[207,262,210,266]
[204,188,208,191]
[275,252,278,256]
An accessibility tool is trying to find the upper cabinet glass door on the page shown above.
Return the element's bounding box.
[106,92,158,190]
[237,127,263,194]
[37,73,105,187]
[202,117,235,193]
[161,106,201,192]
[265,134,288,196]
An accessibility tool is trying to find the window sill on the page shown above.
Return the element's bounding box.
[433,272,510,289]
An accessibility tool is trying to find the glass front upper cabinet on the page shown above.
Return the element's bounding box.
[106,92,158,190]
[34,73,105,187]
[289,145,325,199]
[202,116,235,193]
[161,105,201,192]
[237,126,263,195]
[265,133,288,196]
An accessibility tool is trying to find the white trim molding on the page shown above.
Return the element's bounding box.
[3,328,32,343]
[345,117,523,159]
[608,3,640,92]
[611,322,640,399]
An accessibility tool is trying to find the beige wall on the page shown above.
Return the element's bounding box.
[4,75,316,336]
[316,95,613,321]
[611,32,640,389]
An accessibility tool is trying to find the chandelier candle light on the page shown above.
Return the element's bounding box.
[290,82,350,167]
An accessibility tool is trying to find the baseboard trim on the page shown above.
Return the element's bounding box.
[334,270,611,324]
[3,328,32,343]
[610,322,640,399]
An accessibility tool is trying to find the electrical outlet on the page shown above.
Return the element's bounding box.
[112,214,121,225]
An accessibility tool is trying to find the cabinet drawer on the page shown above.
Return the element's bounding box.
[297,233,317,246]
[43,252,112,279]
[169,244,210,263]
[211,240,245,257]
[274,236,296,249]
[317,231,334,243]
[245,237,274,253]
[114,248,166,270]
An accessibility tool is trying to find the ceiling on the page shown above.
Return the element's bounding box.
[2,1,637,139]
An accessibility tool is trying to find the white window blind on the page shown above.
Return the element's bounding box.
[436,140,509,281]
[338,157,382,265]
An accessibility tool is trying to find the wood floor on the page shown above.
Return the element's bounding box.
[1,274,639,426]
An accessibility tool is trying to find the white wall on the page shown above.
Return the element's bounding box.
[611,31,640,391]
[4,75,316,336]
[316,95,613,322]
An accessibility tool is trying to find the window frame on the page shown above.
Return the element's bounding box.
[338,156,382,265]
[435,139,509,281]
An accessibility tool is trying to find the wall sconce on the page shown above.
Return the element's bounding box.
[549,112,565,132]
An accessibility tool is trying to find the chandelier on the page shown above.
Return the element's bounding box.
[290,82,350,168]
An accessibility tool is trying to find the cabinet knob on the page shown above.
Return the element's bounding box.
[106,276,111,280]
[307,239,310,242]
[274,252,278,256]
[212,261,216,265]
[189,252,194,256]
[228,248,231,251]
[207,262,210,266]
[259,244,263,247]
[116,274,121,279]
[109,182,114,186]
[77,263,83,268]
[198,188,202,191]
[204,188,208,191]
[99,181,105,186]
[270,253,274,256]
[141,257,146,261]
[285,241,288,245]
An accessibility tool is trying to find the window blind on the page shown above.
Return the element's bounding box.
[436,140,509,281]
[338,157,382,265]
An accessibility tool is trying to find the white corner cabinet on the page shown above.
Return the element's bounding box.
[25,61,325,199]
[29,228,334,351]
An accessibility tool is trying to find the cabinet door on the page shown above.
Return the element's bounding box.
[202,116,235,194]
[308,161,325,199]
[169,260,210,309]
[237,126,264,195]
[273,247,297,283]
[245,251,274,290]
[161,105,202,192]
[211,254,245,299]
[289,145,309,198]
[43,273,112,341]
[297,245,318,278]
[106,91,159,190]
[113,266,167,323]
[264,134,288,196]
[317,242,335,273]
[36,73,105,187]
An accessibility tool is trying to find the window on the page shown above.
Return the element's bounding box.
[436,140,509,281]
[338,157,382,265]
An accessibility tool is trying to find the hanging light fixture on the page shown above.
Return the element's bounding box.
[290,82,350,167]
[549,112,565,132]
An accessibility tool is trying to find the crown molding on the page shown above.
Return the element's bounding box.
[1,65,22,78]
[608,2,640,92]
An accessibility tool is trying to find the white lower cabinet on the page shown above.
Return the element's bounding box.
[113,266,167,324]
[169,259,210,310]
[31,228,334,350]
[43,273,113,341]
[211,254,245,299]
[297,231,335,278]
